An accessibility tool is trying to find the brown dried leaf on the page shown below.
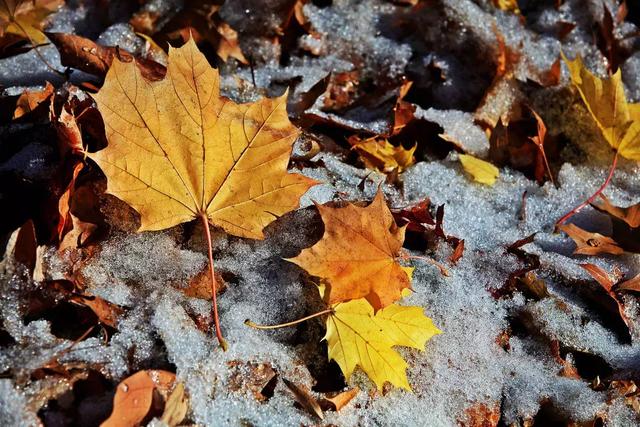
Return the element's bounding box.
[101,370,176,427]
[47,32,166,80]
[13,81,53,119]
[617,273,640,293]
[320,387,359,412]
[283,378,324,420]
[227,360,277,402]
[70,294,123,328]
[160,382,189,427]
[181,267,226,300]
[558,223,624,256]
[593,195,640,229]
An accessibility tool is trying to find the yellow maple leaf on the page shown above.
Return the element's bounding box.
[89,38,317,238]
[89,39,317,349]
[458,154,499,185]
[348,135,416,173]
[287,190,413,311]
[325,297,441,391]
[0,0,61,45]
[556,54,640,226]
[493,0,520,14]
[563,54,640,160]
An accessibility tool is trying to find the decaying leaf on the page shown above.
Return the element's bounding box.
[563,54,640,160]
[227,360,277,402]
[580,263,638,336]
[283,378,324,420]
[320,387,359,412]
[160,382,189,427]
[593,195,640,229]
[0,0,61,45]
[558,223,624,256]
[69,293,123,328]
[288,190,413,310]
[325,297,441,390]
[101,370,176,427]
[47,32,167,81]
[458,154,499,185]
[89,38,317,238]
[13,81,54,119]
[348,135,416,173]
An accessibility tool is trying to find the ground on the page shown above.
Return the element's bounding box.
[2,0,640,426]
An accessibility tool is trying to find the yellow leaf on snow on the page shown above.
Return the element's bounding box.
[348,135,416,173]
[0,0,61,45]
[325,298,441,391]
[563,54,640,161]
[89,38,317,238]
[288,190,413,310]
[458,154,499,185]
[493,0,521,14]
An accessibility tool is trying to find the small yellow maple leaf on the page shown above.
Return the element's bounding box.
[89,38,317,238]
[458,154,499,185]
[493,0,520,14]
[325,297,441,391]
[0,0,61,45]
[563,53,640,160]
[287,190,413,310]
[348,136,416,173]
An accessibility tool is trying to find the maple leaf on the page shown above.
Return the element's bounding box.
[557,53,640,225]
[347,135,416,173]
[563,54,640,160]
[458,154,499,185]
[89,38,317,347]
[0,0,61,45]
[493,0,520,14]
[325,297,441,391]
[287,190,413,310]
[89,38,316,237]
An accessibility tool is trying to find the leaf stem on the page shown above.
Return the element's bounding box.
[200,213,227,351]
[245,309,334,330]
[556,151,619,227]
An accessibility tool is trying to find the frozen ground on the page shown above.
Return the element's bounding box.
[2,0,640,426]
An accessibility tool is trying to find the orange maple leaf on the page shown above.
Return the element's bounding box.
[287,190,412,310]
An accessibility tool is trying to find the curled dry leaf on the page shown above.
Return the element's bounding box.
[227,360,277,402]
[558,223,624,256]
[69,293,123,329]
[13,81,54,119]
[46,32,167,81]
[160,382,189,427]
[458,154,499,186]
[320,387,359,412]
[580,263,637,336]
[101,370,176,427]
[283,378,324,420]
[593,195,640,229]
[288,190,412,310]
[325,297,441,391]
